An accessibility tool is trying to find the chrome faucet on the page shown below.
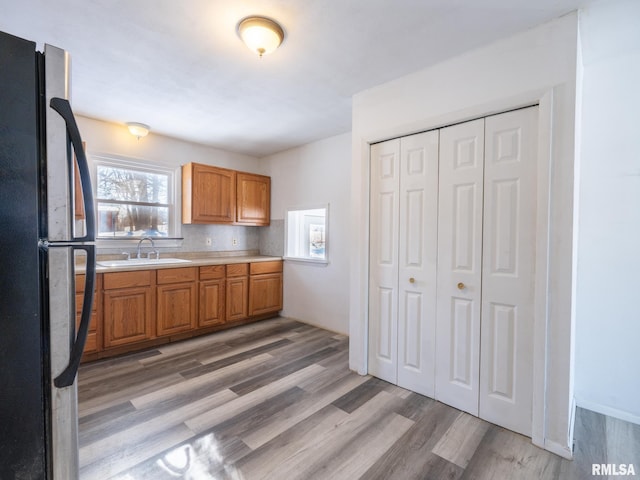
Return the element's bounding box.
[136,236,158,259]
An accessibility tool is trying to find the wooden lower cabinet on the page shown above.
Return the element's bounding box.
[92,260,283,360]
[103,270,154,348]
[157,267,197,336]
[249,261,283,316]
[76,273,102,354]
[226,263,249,322]
[199,265,226,327]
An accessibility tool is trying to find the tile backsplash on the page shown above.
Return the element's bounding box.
[96,222,283,256]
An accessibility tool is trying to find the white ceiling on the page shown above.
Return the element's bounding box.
[2,0,598,157]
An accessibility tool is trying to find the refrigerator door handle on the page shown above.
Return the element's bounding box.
[54,244,95,388]
[49,97,95,242]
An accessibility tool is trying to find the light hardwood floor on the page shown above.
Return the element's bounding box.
[78,317,640,479]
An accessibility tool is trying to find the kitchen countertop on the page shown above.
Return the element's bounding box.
[76,253,282,274]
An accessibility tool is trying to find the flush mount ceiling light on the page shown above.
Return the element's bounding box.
[237,16,284,57]
[126,122,150,140]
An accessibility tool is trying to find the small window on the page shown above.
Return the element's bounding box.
[92,156,180,240]
[285,205,328,263]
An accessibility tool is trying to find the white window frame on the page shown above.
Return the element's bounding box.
[284,204,329,265]
[90,153,183,249]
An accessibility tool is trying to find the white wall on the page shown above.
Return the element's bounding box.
[261,133,351,335]
[574,0,640,424]
[76,116,262,253]
[350,14,580,457]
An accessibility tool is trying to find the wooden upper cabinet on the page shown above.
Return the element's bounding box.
[182,163,236,224]
[182,162,270,226]
[236,172,271,226]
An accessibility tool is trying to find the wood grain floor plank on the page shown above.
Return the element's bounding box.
[79,423,194,480]
[362,399,462,479]
[229,346,338,396]
[80,389,237,468]
[185,363,325,434]
[234,404,350,480]
[432,411,491,468]
[130,352,272,409]
[241,373,370,450]
[461,425,562,480]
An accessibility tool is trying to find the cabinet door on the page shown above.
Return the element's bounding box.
[103,286,153,348]
[249,273,283,316]
[157,282,197,336]
[75,273,102,354]
[183,163,236,224]
[226,276,248,322]
[236,172,270,226]
[199,279,226,327]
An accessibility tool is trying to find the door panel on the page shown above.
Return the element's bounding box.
[397,131,439,396]
[368,139,400,384]
[435,118,484,415]
[480,106,538,436]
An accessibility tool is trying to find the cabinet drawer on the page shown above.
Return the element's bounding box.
[157,267,197,285]
[199,265,226,280]
[250,260,283,275]
[104,270,153,290]
[226,263,249,277]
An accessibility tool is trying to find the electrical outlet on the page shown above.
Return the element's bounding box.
[205,237,212,246]
[232,238,238,246]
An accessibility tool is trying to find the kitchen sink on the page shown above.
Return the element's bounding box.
[97,258,192,267]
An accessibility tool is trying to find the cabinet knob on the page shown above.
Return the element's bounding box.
[409,277,415,283]
[457,282,465,290]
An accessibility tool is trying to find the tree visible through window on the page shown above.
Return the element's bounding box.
[96,164,170,238]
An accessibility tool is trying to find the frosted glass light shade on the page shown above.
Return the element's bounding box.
[126,122,150,138]
[237,17,284,57]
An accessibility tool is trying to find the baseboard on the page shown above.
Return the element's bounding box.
[569,396,577,454]
[575,397,640,426]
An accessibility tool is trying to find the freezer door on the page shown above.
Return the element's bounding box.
[44,44,73,243]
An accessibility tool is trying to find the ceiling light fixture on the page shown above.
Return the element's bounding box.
[237,16,284,58]
[126,122,150,140]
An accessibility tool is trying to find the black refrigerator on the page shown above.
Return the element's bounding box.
[0,31,96,479]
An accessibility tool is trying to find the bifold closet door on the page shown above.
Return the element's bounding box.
[435,118,485,415]
[368,131,439,396]
[368,139,400,384]
[479,106,538,437]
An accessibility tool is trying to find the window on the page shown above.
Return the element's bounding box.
[92,156,180,241]
[285,205,328,263]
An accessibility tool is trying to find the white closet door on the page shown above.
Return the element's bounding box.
[435,118,485,415]
[480,107,538,436]
[368,139,400,384]
[397,131,439,396]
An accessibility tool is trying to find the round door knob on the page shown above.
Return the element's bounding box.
[457,282,465,290]
[409,277,415,283]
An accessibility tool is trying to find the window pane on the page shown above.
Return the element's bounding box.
[286,207,328,261]
[97,165,168,204]
[98,203,169,237]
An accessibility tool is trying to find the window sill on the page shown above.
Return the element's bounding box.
[283,256,329,266]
